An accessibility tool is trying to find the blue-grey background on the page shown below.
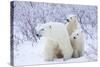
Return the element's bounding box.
[11,1,97,66]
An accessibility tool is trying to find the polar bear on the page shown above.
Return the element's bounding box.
[70,29,84,58]
[36,22,73,61]
[65,15,81,36]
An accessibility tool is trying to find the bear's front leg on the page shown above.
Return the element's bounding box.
[44,54,54,61]
[60,47,73,61]
[44,48,54,61]
[43,41,56,61]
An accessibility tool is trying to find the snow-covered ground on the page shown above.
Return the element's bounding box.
[14,40,88,66]
[14,33,97,66]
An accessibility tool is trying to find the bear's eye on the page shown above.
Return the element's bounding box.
[49,25,52,28]
[70,17,72,19]
[41,29,44,31]
[77,33,79,35]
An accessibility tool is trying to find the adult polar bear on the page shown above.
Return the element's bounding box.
[36,22,73,61]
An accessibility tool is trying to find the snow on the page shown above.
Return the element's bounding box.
[14,36,96,66]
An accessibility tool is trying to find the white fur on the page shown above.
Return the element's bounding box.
[70,29,84,58]
[66,15,81,36]
[37,22,73,61]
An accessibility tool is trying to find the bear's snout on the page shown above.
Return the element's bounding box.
[73,37,76,39]
[36,33,42,38]
[36,34,39,37]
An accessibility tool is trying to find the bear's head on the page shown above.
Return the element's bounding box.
[70,29,82,40]
[66,14,78,23]
[35,23,52,38]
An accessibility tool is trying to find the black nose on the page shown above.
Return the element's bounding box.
[66,19,69,22]
[73,37,76,39]
[36,33,41,37]
[36,34,39,37]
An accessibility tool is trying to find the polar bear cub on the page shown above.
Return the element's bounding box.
[65,14,81,36]
[70,29,84,58]
[36,22,73,61]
